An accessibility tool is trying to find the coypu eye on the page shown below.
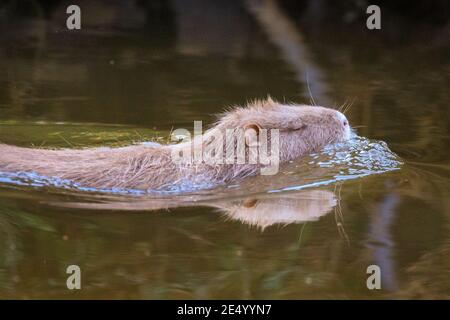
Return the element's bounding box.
[289,124,307,131]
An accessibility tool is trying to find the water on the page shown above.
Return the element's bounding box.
[0,0,449,299]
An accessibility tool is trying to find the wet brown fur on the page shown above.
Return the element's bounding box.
[0,98,350,191]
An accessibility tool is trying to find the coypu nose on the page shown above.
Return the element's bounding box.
[336,111,348,126]
[336,111,350,129]
[336,110,351,140]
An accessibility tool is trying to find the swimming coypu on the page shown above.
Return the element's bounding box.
[0,98,350,191]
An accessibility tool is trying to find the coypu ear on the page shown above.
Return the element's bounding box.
[242,198,258,208]
[244,123,261,147]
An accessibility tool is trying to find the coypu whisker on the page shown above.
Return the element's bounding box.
[342,98,355,115]
[338,100,348,113]
[334,183,350,244]
[306,72,317,106]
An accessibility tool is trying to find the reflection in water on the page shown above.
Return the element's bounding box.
[0,187,347,299]
[52,190,337,230]
[217,190,336,229]
[367,191,400,292]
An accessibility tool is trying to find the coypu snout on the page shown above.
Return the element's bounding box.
[335,110,351,141]
[274,105,351,162]
[218,99,351,163]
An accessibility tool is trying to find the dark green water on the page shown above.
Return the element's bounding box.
[0,1,449,299]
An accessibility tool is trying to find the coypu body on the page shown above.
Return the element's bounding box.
[0,99,350,191]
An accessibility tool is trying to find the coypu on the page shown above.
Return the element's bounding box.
[0,98,350,191]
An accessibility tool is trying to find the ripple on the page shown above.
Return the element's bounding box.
[276,135,403,192]
[0,135,402,195]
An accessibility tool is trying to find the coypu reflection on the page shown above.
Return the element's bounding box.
[54,189,337,230]
[217,190,336,229]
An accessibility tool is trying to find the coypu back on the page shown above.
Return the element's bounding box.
[0,143,179,190]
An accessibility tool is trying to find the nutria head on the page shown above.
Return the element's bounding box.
[215,98,351,163]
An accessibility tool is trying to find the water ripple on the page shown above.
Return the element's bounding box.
[276,135,403,192]
[0,135,402,195]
